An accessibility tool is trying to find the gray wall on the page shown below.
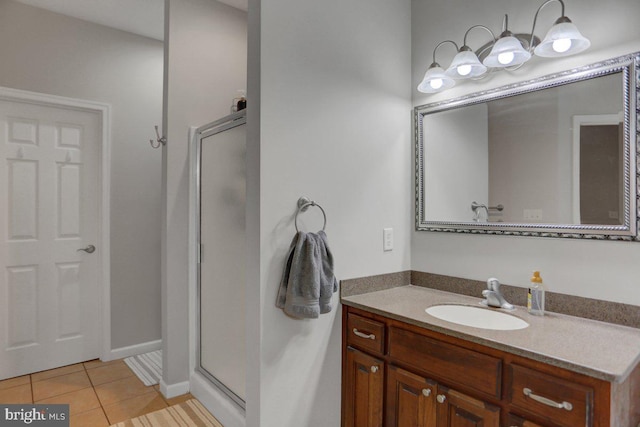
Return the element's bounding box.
[412,0,640,305]
[423,104,488,222]
[163,0,247,388]
[250,0,412,425]
[0,0,164,349]
[488,74,622,224]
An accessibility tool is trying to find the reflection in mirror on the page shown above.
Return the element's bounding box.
[573,113,623,225]
[415,53,639,240]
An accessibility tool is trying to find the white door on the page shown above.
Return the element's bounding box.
[0,97,102,379]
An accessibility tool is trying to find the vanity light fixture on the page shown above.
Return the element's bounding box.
[483,15,532,68]
[444,25,491,79]
[417,40,457,93]
[531,0,590,57]
[417,0,590,94]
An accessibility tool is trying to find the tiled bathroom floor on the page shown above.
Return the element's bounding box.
[0,359,197,426]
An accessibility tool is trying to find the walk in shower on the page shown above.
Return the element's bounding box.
[192,110,246,409]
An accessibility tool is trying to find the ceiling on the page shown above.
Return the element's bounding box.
[13,0,248,42]
[218,0,248,12]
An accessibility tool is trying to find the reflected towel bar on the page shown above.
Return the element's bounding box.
[471,201,504,212]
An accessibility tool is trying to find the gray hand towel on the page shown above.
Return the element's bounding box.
[276,231,338,319]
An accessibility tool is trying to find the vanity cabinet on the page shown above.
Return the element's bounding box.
[342,305,640,427]
[386,365,499,427]
[344,347,384,427]
[508,414,545,427]
[507,364,593,427]
[386,366,437,427]
[435,384,500,427]
[343,312,386,427]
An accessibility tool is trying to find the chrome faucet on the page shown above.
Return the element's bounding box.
[471,201,488,222]
[481,278,514,310]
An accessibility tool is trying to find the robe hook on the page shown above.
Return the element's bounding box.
[150,125,167,149]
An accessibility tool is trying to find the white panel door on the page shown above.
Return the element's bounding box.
[0,98,101,379]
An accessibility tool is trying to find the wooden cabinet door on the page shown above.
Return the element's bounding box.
[343,347,384,427]
[386,365,437,427]
[507,414,546,427]
[435,385,500,427]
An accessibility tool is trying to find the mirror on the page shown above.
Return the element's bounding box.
[415,52,639,240]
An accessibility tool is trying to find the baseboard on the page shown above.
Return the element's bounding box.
[190,372,246,427]
[160,379,190,399]
[107,339,162,361]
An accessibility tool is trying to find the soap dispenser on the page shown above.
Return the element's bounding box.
[527,271,545,316]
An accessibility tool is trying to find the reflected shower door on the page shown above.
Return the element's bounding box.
[198,114,246,406]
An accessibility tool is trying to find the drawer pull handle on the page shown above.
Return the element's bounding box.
[422,388,431,397]
[352,328,376,340]
[523,388,573,411]
[436,394,446,404]
[370,365,379,373]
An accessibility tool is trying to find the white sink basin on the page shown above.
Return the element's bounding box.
[425,304,529,331]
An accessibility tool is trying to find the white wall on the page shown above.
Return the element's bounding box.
[245,0,260,424]
[253,0,411,425]
[423,104,488,222]
[0,0,164,349]
[489,90,561,223]
[163,0,247,389]
[412,0,640,305]
[488,74,622,224]
[557,74,623,223]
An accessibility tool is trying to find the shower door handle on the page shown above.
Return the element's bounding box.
[77,245,96,254]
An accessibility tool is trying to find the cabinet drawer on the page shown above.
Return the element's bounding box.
[347,313,385,355]
[388,326,502,399]
[508,364,593,427]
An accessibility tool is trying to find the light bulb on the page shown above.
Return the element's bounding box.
[457,64,472,76]
[430,78,443,89]
[497,51,514,65]
[552,38,572,53]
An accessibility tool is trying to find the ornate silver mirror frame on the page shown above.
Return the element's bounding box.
[415,52,639,240]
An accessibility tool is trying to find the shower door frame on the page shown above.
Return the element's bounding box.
[191,110,246,410]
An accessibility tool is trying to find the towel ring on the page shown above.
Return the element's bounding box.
[295,197,327,232]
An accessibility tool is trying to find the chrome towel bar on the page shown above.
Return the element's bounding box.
[295,197,327,232]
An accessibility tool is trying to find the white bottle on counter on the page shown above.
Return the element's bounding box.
[527,271,545,316]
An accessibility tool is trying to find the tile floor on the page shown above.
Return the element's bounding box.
[0,359,196,426]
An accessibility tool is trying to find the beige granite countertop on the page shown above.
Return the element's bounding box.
[341,285,640,383]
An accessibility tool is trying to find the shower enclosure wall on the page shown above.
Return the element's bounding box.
[192,110,246,409]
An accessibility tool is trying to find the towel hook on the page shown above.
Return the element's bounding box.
[150,125,167,149]
[295,197,327,232]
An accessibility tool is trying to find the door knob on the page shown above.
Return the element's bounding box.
[77,245,96,254]
[436,394,446,404]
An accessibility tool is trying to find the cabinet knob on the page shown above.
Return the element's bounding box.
[370,365,379,373]
[422,388,431,397]
[436,394,446,404]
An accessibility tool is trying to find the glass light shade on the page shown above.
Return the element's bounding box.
[445,50,487,79]
[534,21,590,57]
[482,35,531,68]
[417,66,455,93]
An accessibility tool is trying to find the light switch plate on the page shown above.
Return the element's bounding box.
[383,228,393,251]
[523,209,543,221]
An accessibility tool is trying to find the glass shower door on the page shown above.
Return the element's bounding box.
[196,111,246,407]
